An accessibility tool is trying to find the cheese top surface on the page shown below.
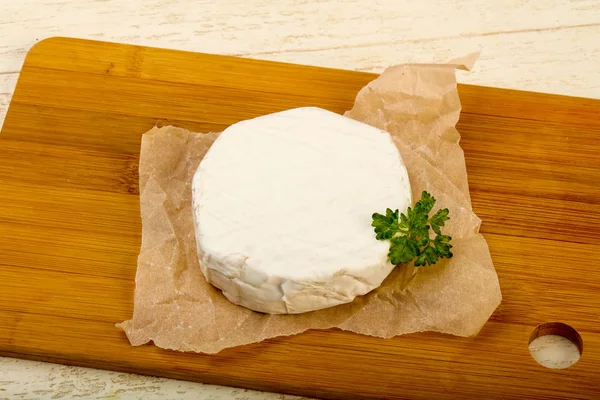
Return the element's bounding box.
[192,107,411,313]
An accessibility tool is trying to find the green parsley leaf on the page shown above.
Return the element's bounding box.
[415,191,435,215]
[371,208,400,240]
[429,208,450,235]
[415,246,439,266]
[371,191,453,267]
[433,234,453,258]
[389,235,419,265]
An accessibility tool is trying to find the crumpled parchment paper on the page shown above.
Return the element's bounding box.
[118,54,502,354]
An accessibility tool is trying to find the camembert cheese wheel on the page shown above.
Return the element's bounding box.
[192,107,411,314]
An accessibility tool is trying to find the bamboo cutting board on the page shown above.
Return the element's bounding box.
[1,37,600,400]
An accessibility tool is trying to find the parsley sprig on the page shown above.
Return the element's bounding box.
[372,191,453,267]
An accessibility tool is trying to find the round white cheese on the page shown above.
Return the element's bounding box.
[192,107,411,314]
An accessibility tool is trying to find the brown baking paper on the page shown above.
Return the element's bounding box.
[118,54,502,353]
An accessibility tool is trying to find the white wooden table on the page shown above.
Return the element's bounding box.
[1,0,599,398]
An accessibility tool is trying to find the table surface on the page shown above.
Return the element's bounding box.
[1,1,599,399]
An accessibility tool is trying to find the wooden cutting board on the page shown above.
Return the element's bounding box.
[1,37,599,400]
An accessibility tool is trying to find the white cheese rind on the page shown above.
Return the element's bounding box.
[192,107,411,314]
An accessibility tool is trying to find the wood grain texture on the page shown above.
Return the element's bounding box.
[1,0,600,131]
[1,37,600,400]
